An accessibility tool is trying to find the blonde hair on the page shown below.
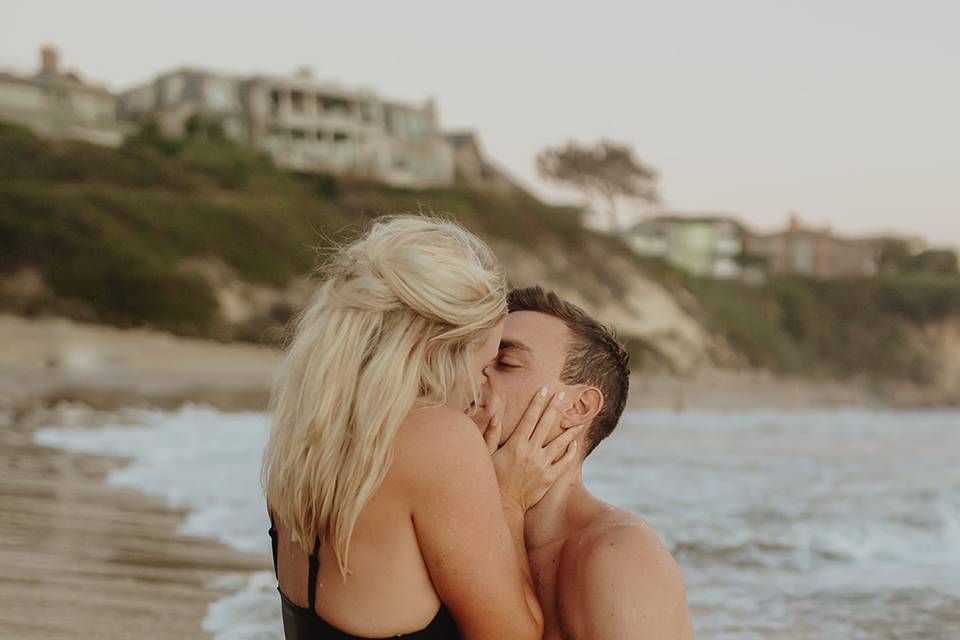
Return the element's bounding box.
[261,215,507,578]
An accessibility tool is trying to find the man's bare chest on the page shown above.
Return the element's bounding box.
[529,543,566,640]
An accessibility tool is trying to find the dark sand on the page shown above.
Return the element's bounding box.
[0,407,270,639]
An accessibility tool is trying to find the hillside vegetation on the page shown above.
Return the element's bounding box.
[2,121,958,393]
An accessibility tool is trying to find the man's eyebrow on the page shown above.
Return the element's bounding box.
[499,339,532,354]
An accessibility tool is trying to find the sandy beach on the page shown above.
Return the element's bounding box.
[0,313,903,415]
[0,314,281,413]
[0,312,948,639]
[0,314,282,638]
[0,404,270,639]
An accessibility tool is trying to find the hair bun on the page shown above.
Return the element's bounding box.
[332,216,505,328]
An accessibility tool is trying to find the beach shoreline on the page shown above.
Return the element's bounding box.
[3,313,953,415]
[0,403,270,640]
[0,312,952,639]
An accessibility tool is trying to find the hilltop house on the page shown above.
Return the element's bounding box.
[0,46,124,146]
[117,66,455,188]
[625,214,745,279]
[744,213,889,278]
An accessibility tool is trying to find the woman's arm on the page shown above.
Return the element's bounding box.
[482,389,583,597]
[397,398,578,640]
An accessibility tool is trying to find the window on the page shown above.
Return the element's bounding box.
[316,130,325,141]
[291,129,306,140]
[359,103,374,123]
[163,75,185,105]
[270,89,281,115]
[333,131,349,143]
[206,78,236,111]
[291,90,304,113]
[320,95,350,114]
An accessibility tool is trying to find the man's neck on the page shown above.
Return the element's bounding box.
[524,462,600,551]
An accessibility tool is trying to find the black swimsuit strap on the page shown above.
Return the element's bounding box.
[268,509,279,580]
[307,536,321,611]
[268,507,323,612]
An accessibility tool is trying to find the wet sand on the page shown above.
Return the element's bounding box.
[0,406,270,639]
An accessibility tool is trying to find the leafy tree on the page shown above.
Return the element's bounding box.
[184,114,226,141]
[908,249,959,274]
[877,238,959,275]
[124,118,185,157]
[536,140,658,230]
[877,237,914,273]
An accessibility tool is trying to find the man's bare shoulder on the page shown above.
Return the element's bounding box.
[558,507,671,583]
[556,507,693,639]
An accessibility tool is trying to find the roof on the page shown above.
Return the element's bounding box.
[627,213,748,234]
[0,68,114,98]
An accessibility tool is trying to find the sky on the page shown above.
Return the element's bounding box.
[3,0,958,248]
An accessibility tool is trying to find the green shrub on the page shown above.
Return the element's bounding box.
[688,278,809,372]
[4,120,958,379]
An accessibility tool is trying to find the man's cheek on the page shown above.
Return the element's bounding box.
[501,379,548,436]
[497,399,528,445]
[478,387,506,425]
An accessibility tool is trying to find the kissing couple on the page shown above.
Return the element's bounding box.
[263,215,693,640]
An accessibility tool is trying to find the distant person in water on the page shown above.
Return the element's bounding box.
[260,216,580,639]
[473,286,694,640]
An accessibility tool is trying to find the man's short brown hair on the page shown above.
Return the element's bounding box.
[507,286,630,455]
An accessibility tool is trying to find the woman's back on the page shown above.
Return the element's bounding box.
[271,407,464,637]
[261,216,555,640]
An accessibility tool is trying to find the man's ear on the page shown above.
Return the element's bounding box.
[560,386,604,429]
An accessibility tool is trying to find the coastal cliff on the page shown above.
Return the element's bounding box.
[1,121,957,402]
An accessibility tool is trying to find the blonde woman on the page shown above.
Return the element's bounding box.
[262,215,581,640]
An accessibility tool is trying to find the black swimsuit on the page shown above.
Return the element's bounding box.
[268,512,461,639]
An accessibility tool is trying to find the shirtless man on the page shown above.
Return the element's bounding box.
[475,286,694,640]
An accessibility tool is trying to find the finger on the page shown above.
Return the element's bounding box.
[482,417,502,454]
[513,387,550,442]
[543,423,584,462]
[548,438,580,477]
[529,391,564,447]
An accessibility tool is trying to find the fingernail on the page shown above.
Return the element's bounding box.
[539,387,548,397]
[557,391,566,401]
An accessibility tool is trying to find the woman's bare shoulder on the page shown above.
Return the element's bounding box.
[392,406,491,485]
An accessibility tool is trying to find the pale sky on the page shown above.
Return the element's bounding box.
[3,0,958,248]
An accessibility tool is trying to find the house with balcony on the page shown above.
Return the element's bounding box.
[117,67,248,142]
[118,66,455,188]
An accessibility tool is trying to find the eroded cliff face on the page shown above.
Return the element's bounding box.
[176,257,311,342]
[937,321,960,397]
[5,249,955,402]
[489,239,725,374]
[913,319,960,403]
[169,239,725,374]
[178,248,960,402]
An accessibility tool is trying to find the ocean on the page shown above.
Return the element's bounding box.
[34,405,960,639]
